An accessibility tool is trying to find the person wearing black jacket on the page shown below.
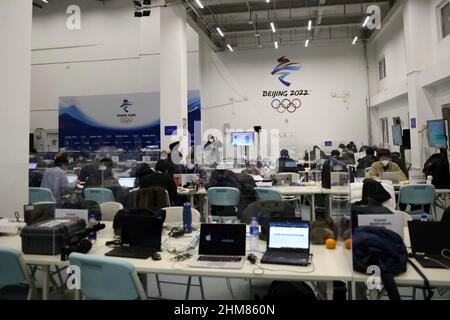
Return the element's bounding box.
[139,160,179,205]
[357,147,378,171]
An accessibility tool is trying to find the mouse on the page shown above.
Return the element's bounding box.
[151,252,161,261]
[247,253,257,264]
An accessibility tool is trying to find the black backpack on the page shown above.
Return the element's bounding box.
[423,153,450,188]
[261,281,317,301]
[352,226,433,300]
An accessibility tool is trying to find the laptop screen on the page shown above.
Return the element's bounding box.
[119,177,136,188]
[67,175,77,184]
[408,221,450,255]
[268,220,310,252]
[199,223,246,256]
[29,163,38,169]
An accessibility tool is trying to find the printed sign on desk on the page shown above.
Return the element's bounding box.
[358,214,404,239]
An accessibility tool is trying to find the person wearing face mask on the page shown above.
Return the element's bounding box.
[41,156,79,206]
[368,148,407,181]
[204,134,223,166]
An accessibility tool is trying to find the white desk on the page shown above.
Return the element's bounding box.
[0,223,352,300]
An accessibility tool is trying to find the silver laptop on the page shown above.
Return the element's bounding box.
[118,177,136,188]
[382,171,403,184]
[190,223,246,269]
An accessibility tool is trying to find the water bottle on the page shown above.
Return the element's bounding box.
[249,217,260,253]
[420,213,428,222]
[88,213,97,241]
[426,175,433,185]
[183,202,192,233]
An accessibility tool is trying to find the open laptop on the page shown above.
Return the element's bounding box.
[105,215,162,259]
[261,218,310,266]
[382,171,404,184]
[189,223,246,269]
[118,177,136,188]
[28,163,38,170]
[408,221,450,269]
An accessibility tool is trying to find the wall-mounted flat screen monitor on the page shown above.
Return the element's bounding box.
[427,119,447,148]
[231,132,254,146]
[392,125,403,146]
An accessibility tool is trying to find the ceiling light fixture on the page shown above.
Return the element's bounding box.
[362,16,370,27]
[227,44,234,52]
[194,0,204,9]
[270,22,276,33]
[216,27,224,37]
[352,36,358,45]
[308,20,312,31]
[305,39,310,47]
[274,41,279,49]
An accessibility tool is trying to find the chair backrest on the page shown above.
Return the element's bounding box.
[0,247,26,288]
[0,247,35,299]
[99,202,124,221]
[162,206,201,224]
[254,187,283,201]
[129,187,169,209]
[84,188,115,204]
[69,252,146,300]
[399,184,436,206]
[28,187,55,204]
[207,187,240,206]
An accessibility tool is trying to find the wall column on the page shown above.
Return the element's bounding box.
[160,2,188,157]
[0,0,32,217]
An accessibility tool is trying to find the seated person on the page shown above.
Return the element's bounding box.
[41,156,78,206]
[139,161,179,205]
[133,162,153,187]
[276,149,297,173]
[368,149,407,181]
[356,147,378,171]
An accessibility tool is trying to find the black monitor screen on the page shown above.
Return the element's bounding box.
[198,223,246,256]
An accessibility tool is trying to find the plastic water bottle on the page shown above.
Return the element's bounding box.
[426,175,433,185]
[249,217,260,253]
[183,202,192,233]
[88,213,97,241]
[420,213,428,222]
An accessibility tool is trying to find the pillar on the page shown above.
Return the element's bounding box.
[0,0,32,217]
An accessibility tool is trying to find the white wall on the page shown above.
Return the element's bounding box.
[30,0,200,132]
[0,0,32,217]
[200,43,370,158]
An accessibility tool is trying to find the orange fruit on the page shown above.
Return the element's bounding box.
[325,238,337,249]
[344,239,351,250]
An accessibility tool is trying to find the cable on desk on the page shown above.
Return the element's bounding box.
[252,254,315,276]
[163,231,200,262]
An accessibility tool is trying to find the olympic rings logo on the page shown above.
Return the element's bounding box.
[271,98,302,113]
[120,117,133,124]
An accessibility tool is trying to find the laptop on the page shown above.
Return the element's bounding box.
[261,218,310,266]
[408,221,450,269]
[67,175,77,184]
[29,163,38,170]
[382,171,404,184]
[105,214,162,259]
[189,223,246,269]
[118,177,136,188]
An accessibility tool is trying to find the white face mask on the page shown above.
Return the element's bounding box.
[381,160,390,167]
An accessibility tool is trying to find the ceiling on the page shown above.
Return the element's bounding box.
[184,0,398,51]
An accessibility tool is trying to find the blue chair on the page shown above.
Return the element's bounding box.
[254,187,283,201]
[84,188,115,204]
[69,252,146,300]
[28,187,55,204]
[398,184,436,220]
[207,187,240,222]
[0,247,36,300]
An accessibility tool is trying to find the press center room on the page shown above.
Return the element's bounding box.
[0,0,450,304]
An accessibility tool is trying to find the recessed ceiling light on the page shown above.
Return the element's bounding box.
[270,22,276,33]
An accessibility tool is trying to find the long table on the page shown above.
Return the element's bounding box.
[1,224,449,300]
[179,185,450,221]
[0,223,352,300]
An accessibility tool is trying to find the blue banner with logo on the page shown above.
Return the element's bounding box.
[59,90,201,151]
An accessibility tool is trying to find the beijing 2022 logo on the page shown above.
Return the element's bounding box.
[262,56,310,114]
[117,99,136,125]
